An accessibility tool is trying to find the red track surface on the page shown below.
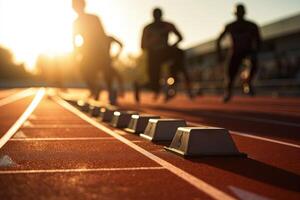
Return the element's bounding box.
[0,88,299,200]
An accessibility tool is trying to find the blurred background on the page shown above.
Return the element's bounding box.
[0,0,299,96]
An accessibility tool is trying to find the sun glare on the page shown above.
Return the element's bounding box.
[0,0,76,71]
[0,0,140,72]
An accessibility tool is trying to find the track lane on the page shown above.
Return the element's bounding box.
[0,89,24,100]
[0,88,35,107]
[59,90,300,200]
[120,100,300,146]
[0,94,215,200]
[1,89,299,200]
[53,96,238,200]
[0,88,45,149]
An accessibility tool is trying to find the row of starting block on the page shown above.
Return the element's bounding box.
[71,100,246,158]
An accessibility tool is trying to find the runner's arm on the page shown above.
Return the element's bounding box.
[111,37,123,58]
[141,27,148,50]
[171,24,183,47]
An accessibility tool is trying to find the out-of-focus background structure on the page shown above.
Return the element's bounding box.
[186,13,300,96]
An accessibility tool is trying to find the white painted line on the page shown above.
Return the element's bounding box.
[231,131,300,149]
[188,122,300,149]
[22,124,93,128]
[0,166,165,174]
[131,140,145,143]
[10,137,115,141]
[0,88,35,107]
[197,111,300,128]
[54,96,237,200]
[0,88,45,149]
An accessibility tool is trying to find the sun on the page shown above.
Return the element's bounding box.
[0,0,76,71]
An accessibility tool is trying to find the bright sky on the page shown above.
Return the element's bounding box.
[0,0,299,71]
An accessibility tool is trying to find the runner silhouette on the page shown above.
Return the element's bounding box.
[217,4,261,102]
[72,0,110,100]
[141,8,193,101]
[106,35,125,104]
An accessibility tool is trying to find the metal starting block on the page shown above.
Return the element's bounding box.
[99,105,119,122]
[125,114,160,134]
[90,106,101,117]
[77,100,90,112]
[111,111,139,128]
[140,119,186,141]
[165,127,247,157]
[88,101,105,117]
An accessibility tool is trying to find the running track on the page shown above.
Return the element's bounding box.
[0,88,299,200]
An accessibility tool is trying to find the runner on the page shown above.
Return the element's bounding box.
[217,4,262,102]
[106,35,125,104]
[141,8,193,101]
[72,0,110,100]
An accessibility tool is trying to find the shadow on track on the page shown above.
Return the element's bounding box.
[189,157,300,192]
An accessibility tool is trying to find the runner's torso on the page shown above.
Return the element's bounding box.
[226,20,259,54]
[143,21,176,50]
[74,14,108,55]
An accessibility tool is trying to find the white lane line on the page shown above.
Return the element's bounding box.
[0,88,45,149]
[54,96,237,200]
[10,137,115,141]
[231,131,300,148]
[22,125,93,128]
[0,88,35,107]
[188,122,300,149]
[196,110,300,128]
[0,166,165,175]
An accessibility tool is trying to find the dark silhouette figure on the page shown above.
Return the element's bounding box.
[217,4,261,102]
[141,8,193,101]
[72,0,110,100]
[105,35,125,104]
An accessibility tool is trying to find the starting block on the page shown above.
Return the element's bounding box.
[88,100,105,117]
[99,105,119,122]
[125,114,160,134]
[111,111,138,128]
[90,106,101,117]
[165,127,247,157]
[140,119,186,141]
[77,100,89,112]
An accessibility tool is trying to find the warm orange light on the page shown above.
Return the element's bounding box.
[167,77,175,85]
[0,0,76,71]
[75,35,84,47]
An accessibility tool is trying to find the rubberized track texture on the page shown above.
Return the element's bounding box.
[0,88,299,200]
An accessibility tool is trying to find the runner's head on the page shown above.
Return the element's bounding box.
[72,0,86,15]
[235,4,246,20]
[153,7,163,22]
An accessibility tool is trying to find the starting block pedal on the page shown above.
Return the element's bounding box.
[125,114,160,134]
[77,100,90,112]
[111,111,138,128]
[165,127,247,157]
[140,119,186,141]
[99,105,119,122]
